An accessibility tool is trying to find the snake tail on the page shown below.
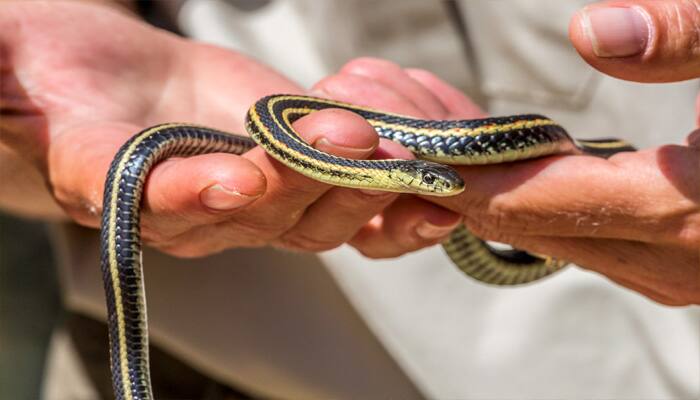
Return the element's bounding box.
[100,124,255,400]
[442,225,568,285]
[442,136,636,285]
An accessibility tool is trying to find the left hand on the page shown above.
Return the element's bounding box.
[0,2,462,258]
[314,56,699,306]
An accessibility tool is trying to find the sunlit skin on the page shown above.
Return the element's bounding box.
[0,1,461,260]
[0,0,698,305]
[312,0,700,305]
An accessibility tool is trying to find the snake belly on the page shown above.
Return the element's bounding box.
[100,95,634,399]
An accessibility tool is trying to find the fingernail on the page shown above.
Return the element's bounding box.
[314,137,375,159]
[582,7,649,58]
[200,184,258,211]
[416,220,459,240]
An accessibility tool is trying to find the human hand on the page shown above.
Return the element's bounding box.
[0,1,459,258]
[555,0,700,305]
[315,56,699,306]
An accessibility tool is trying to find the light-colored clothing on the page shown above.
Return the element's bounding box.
[51,1,700,399]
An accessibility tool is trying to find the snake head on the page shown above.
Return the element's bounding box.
[393,160,465,196]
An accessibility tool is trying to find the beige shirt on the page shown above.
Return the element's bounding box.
[57,1,700,398]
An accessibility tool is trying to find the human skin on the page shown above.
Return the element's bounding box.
[311,0,700,306]
[0,1,461,259]
[1,0,697,306]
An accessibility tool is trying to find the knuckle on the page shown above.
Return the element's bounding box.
[466,197,519,239]
[198,204,309,248]
[335,190,394,210]
[651,1,700,58]
[462,214,511,244]
[313,73,347,92]
[341,57,400,75]
[487,196,521,224]
[406,67,437,80]
[487,207,508,235]
[677,215,700,247]
[678,1,700,54]
[482,196,564,236]
[51,186,101,228]
[268,175,323,203]
[225,217,291,243]
[314,72,370,97]
[404,228,435,249]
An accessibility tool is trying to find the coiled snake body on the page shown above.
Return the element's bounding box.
[100,95,634,399]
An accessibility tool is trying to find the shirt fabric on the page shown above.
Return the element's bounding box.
[56,0,700,398]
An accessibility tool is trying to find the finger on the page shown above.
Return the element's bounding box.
[276,189,396,251]
[161,140,418,257]
[276,139,415,251]
[604,274,689,306]
[48,122,140,227]
[232,108,381,240]
[49,122,268,236]
[569,0,700,82]
[404,68,487,119]
[349,195,462,258]
[500,234,699,306]
[147,109,385,256]
[140,152,266,240]
[339,57,449,119]
[430,146,700,248]
[688,128,700,147]
[312,72,428,117]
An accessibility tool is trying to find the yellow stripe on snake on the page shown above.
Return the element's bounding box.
[100,94,635,399]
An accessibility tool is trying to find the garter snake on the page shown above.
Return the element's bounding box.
[100,94,635,399]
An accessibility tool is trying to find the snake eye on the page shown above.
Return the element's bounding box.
[422,173,436,185]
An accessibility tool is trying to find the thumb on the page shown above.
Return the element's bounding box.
[569,0,700,82]
[48,122,266,232]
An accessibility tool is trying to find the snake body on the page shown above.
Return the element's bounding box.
[100,95,634,399]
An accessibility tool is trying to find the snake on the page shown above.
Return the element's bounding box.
[100,94,635,399]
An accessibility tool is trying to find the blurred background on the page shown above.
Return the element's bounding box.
[0,213,61,399]
[2,1,698,400]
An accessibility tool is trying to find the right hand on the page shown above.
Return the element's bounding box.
[0,1,460,257]
[313,50,700,305]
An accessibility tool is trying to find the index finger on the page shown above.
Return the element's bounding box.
[233,108,383,236]
[427,145,700,249]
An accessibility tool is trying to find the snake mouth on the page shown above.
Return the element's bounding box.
[397,161,465,196]
[427,182,466,196]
